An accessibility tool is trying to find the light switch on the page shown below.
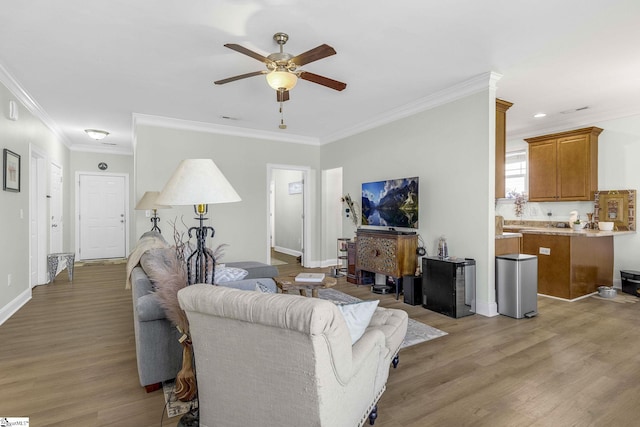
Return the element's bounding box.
[539,247,551,255]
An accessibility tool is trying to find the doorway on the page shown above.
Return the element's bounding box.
[76,173,129,260]
[267,164,310,267]
[29,147,47,286]
[50,162,63,255]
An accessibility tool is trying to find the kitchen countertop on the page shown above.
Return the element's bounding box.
[503,225,635,237]
[495,231,522,239]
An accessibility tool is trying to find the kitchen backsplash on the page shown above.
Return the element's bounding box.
[496,199,595,223]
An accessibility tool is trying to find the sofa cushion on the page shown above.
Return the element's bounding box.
[225,261,279,280]
[214,266,248,284]
[337,300,380,344]
[136,293,168,322]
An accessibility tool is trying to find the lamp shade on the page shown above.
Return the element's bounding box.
[135,191,170,210]
[266,70,298,91]
[156,159,241,206]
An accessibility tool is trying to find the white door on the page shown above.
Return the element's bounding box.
[50,163,63,254]
[79,174,126,260]
[30,153,48,286]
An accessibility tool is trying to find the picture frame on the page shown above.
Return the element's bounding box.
[3,149,21,192]
[594,189,636,231]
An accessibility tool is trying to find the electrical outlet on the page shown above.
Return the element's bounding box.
[7,273,12,287]
[539,247,551,255]
[145,210,151,218]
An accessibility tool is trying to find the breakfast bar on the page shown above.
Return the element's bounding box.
[503,225,635,300]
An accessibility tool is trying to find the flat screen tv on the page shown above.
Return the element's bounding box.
[361,177,419,229]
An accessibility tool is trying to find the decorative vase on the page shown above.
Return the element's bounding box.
[175,341,197,402]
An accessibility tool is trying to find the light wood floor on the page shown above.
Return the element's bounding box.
[2,258,640,426]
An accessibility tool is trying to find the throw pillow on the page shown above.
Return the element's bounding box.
[255,281,275,293]
[337,300,380,344]
[214,266,248,284]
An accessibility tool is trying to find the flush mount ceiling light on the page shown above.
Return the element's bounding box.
[533,113,547,118]
[84,129,110,140]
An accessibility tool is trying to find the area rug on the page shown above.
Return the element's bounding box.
[270,258,287,266]
[163,380,198,418]
[318,288,448,349]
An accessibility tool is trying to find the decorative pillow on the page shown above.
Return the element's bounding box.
[214,266,248,284]
[255,281,275,293]
[337,300,380,344]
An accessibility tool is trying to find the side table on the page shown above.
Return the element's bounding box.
[47,252,75,283]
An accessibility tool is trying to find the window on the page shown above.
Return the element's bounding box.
[505,149,526,198]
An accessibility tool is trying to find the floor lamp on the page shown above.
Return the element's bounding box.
[156,159,241,284]
[134,191,169,233]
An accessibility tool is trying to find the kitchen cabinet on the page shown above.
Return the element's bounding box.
[495,99,513,199]
[525,127,603,201]
[495,233,521,255]
[521,232,613,299]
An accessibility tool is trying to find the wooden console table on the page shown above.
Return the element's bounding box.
[355,230,418,299]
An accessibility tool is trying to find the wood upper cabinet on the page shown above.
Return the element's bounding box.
[495,99,513,199]
[525,127,603,201]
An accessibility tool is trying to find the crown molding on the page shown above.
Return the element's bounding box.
[319,71,503,144]
[68,143,133,156]
[507,107,640,141]
[132,113,320,146]
[0,62,71,147]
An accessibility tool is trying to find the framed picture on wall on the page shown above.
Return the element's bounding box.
[3,149,20,192]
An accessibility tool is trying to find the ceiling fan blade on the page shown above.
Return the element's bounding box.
[214,70,266,85]
[276,90,290,102]
[224,43,272,64]
[291,44,336,66]
[298,71,347,91]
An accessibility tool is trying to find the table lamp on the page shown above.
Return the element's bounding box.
[135,191,170,233]
[156,159,241,284]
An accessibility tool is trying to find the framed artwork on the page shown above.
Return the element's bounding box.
[594,189,636,231]
[3,149,20,192]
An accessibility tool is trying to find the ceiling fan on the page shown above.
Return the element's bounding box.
[214,32,347,106]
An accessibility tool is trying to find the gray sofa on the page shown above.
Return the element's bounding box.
[128,233,279,391]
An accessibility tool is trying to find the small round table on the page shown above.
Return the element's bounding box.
[274,274,337,298]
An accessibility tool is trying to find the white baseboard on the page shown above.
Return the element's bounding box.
[273,246,302,258]
[0,288,32,326]
[474,300,499,317]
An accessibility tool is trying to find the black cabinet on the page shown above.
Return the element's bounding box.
[422,257,475,318]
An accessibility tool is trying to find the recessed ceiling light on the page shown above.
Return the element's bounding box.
[533,113,547,118]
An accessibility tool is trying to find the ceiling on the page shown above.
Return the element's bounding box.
[0,1,639,154]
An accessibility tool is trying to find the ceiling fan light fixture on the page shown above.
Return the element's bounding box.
[266,70,297,91]
[84,129,110,140]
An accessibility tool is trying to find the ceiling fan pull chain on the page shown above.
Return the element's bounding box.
[279,100,287,129]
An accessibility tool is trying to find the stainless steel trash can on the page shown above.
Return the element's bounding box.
[496,254,538,319]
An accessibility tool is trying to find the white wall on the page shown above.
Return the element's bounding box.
[321,90,497,315]
[134,125,322,265]
[0,81,70,324]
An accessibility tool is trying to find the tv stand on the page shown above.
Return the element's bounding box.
[355,230,418,299]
